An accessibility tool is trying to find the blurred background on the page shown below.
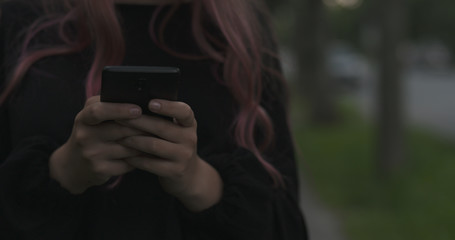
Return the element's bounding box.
[264,0,455,239]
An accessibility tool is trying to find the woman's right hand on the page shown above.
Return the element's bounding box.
[49,96,144,194]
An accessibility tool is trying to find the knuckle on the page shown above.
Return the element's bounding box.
[189,133,198,145]
[84,96,97,107]
[81,148,99,160]
[73,129,90,145]
[87,104,102,121]
[180,148,194,162]
[74,112,84,123]
[185,133,198,146]
[92,162,108,175]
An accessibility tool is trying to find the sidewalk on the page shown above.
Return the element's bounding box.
[299,175,346,240]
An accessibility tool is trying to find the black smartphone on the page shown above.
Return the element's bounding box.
[100,66,181,118]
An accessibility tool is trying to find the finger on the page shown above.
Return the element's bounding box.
[85,95,101,107]
[103,142,142,160]
[93,159,135,177]
[85,143,138,176]
[125,156,175,178]
[97,121,145,141]
[81,142,141,162]
[78,101,142,125]
[148,100,196,127]
[118,116,182,143]
[120,135,184,161]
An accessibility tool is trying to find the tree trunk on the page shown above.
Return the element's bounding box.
[377,0,407,175]
[295,0,338,124]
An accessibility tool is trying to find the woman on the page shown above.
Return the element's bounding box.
[0,0,307,239]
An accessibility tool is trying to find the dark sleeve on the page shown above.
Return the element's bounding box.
[0,137,86,238]
[0,6,9,162]
[180,148,307,240]
[0,3,86,238]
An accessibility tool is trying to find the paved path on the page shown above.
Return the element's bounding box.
[299,176,346,240]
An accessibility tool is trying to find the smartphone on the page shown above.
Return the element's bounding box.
[100,66,181,118]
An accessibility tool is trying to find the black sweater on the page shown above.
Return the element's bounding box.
[0,1,307,239]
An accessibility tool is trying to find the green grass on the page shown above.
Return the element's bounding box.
[292,100,455,240]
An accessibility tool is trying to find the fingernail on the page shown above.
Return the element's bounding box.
[130,108,141,116]
[149,101,161,110]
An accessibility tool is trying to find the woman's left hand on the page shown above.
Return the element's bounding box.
[118,99,222,212]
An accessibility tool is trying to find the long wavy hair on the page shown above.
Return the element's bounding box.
[0,0,287,186]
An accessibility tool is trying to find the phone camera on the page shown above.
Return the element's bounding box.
[137,78,146,91]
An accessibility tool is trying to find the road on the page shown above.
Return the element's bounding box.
[355,68,455,140]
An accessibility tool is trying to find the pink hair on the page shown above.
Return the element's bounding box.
[1,0,286,186]
[196,0,284,185]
